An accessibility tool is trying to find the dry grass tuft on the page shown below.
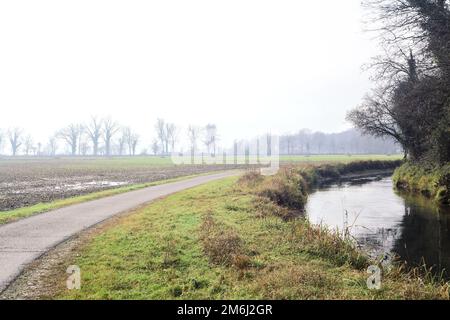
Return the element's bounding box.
[161,238,180,268]
[238,170,265,188]
[254,264,335,299]
[200,212,250,269]
[288,221,368,270]
[252,196,291,219]
[381,260,450,299]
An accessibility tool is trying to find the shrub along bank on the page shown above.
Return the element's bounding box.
[393,162,450,205]
[298,160,403,186]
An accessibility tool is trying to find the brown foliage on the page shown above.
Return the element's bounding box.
[200,212,250,270]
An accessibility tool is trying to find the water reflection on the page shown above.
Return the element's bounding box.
[306,178,450,278]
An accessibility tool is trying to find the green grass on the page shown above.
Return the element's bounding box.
[56,177,449,300]
[0,173,209,225]
[0,156,176,169]
[393,162,450,205]
[60,156,176,168]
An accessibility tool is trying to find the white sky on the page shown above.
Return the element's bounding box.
[0,0,378,149]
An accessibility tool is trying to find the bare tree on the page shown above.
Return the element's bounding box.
[166,123,177,153]
[203,124,218,156]
[23,135,34,156]
[155,118,168,155]
[85,116,103,156]
[117,129,127,156]
[153,119,177,154]
[363,0,450,80]
[103,117,120,157]
[283,134,294,155]
[187,125,201,154]
[347,88,406,145]
[47,135,58,156]
[123,127,139,156]
[8,127,23,156]
[57,124,83,156]
[36,142,42,156]
[131,134,139,156]
[348,0,450,162]
[79,138,89,156]
[151,139,159,156]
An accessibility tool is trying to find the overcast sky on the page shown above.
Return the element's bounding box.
[0,0,378,149]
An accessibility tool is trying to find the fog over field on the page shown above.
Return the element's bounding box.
[0,0,378,150]
[0,0,449,304]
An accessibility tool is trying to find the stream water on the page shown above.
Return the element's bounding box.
[306,177,450,278]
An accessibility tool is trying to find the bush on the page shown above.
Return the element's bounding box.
[337,160,402,175]
[237,170,264,188]
[252,196,291,220]
[393,162,450,205]
[256,168,308,211]
[312,160,403,182]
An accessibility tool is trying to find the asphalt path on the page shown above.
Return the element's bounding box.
[0,171,238,293]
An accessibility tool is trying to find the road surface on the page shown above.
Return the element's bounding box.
[0,171,238,293]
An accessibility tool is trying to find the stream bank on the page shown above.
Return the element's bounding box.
[393,162,450,205]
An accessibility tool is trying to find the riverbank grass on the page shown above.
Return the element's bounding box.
[393,162,450,205]
[55,176,448,300]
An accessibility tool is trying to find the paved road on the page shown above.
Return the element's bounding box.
[0,171,238,293]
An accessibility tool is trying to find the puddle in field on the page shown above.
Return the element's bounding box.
[55,181,129,191]
[3,180,129,194]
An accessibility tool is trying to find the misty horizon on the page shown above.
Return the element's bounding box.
[0,120,398,156]
[0,0,378,150]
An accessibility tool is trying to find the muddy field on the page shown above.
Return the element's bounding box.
[0,157,239,211]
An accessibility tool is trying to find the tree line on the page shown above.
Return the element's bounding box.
[279,129,399,155]
[0,118,140,157]
[0,118,398,157]
[0,117,220,157]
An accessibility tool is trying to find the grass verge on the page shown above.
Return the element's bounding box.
[50,175,448,300]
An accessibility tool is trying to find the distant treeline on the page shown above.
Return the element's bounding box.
[0,122,399,157]
[278,129,400,155]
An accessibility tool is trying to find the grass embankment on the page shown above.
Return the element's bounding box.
[393,162,450,205]
[0,174,210,225]
[53,161,448,300]
[295,160,403,186]
[281,154,403,163]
